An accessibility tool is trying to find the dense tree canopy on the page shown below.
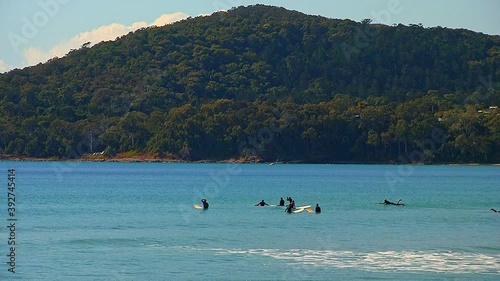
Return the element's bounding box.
[0,5,499,163]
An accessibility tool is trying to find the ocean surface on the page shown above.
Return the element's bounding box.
[0,161,498,280]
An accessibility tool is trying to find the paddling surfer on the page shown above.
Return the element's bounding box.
[378,199,405,206]
[491,208,498,213]
[255,200,269,206]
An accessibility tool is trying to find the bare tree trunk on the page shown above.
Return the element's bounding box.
[404,139,408,157]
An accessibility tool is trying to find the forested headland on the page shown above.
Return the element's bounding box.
[0,5,499,163]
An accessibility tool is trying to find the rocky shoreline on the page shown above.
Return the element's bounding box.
[1,154,498,165]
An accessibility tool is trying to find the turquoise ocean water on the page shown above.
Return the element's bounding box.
[0,161,498,280]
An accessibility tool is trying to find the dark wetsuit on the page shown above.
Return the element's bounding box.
[202,201,209,209]
[285,205,293,213]
[256,201,267,206]
[384,199,393,205]
[315,205,321,213]
[279,198,285,206]
[383,199,404,206]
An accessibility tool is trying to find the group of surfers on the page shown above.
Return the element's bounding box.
[255,197,322,214]
[200,197,402,211]
[199,197,321,213]
[202,198,497,213]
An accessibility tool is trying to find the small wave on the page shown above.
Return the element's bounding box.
[142,241,165,248]
[64,237,143,247]
[205,248,500,274]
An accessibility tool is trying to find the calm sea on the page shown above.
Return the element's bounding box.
[0,161,498,280]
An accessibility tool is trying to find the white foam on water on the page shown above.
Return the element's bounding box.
[205,247,500,274]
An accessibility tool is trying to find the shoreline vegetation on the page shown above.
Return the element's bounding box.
[1,154,498,165]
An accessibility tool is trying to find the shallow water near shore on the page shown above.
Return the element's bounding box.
[0,162,499,280]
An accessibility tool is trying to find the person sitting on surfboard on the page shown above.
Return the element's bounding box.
[279,197,285,206]
[285,204,293,213]
[201,199,209,209]
[315,204,321,213]
[255,200,269,206]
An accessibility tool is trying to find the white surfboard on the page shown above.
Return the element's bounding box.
[292,208,305,213]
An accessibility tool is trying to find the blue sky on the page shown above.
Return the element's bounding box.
[0,0,499,73]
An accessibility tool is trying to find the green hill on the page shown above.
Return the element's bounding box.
[0,5,499,163]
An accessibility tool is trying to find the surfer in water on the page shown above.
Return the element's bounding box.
[201,198,209,209]
[284,199,296,213]
[315,204,321,213]
[378,199,405,206]
[279,197,285,206]
[491,208,498,213]
[255,199,269,206]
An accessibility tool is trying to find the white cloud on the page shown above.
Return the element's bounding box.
[152,12,189,26]
[22,12,189,67]
[0,59,14,73]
